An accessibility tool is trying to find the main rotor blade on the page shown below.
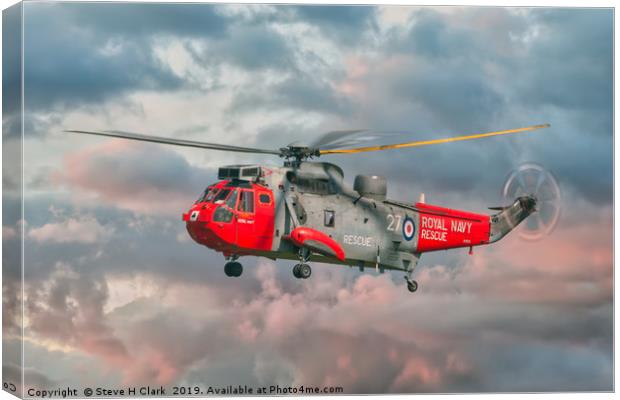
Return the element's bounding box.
[65,130,282,155]
[311,129,368,148]
[318,124,550,155]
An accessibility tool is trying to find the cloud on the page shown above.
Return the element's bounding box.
[26,264,131,370]
[50,2,231,39]
[28,214,114,244]
[211,25,294,71]
[54,139,212,216]
[2,3,22,116]
[515,9,613,112]
[230,75,353,116]
[8,4,613,395]
[21,212,613,391]
[319,8,613,206]
[23,7,184,113]
[291,5,378,45]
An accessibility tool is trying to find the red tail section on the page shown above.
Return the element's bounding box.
[415,203,490,252]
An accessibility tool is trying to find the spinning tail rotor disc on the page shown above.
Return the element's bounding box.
[502,163,561,241]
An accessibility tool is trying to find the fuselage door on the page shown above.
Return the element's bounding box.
[236,189,256,248]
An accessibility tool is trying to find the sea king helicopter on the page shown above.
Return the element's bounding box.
[68,124,559,293]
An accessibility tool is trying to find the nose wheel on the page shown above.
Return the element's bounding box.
[224,261,243,277]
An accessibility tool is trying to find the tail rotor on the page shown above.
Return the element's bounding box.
[502,163,561,241]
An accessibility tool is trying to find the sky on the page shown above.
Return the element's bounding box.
[2,3,613,394]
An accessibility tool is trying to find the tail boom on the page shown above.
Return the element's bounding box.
[488,196,537,243]
[414,195,536,252]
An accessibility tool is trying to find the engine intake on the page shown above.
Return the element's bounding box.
[354,175,387,201]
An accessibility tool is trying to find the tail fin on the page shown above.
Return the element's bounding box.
[489,196,537,243]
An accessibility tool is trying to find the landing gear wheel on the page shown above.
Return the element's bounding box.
[407,280,418,293]
[299,263,312,279]
[292,263,311,279]
[224,261,243,277]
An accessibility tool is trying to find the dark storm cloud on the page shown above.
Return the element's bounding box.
[517,9,613,112]
[20,3,378,115]
[389,62,505,132]
[327,7,613,206]
[2,3,21,116]
[213,25,294,71]
[23,4,184,112]
[291,5,378,45]
[230,75,353,116]
[53,2,230,39]
[183,23,298,77]
[392,8,470,59]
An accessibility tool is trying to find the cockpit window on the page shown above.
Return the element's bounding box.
[197,185,221,203]
[197,188,208,203]
[213,189,231,204]
[225,189,239,209]
[205,188,219,202]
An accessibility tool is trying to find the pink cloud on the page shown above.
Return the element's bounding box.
[23,210,612,391]
[28,215,114,244]
[53,140,210,216]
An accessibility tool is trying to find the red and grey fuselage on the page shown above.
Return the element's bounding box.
[183,162,535,272]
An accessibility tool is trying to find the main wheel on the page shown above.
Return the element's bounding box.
[299,263,312,279]
[407,280,418,293]
[224,262,234,277]
[225,262,243,277]
[292,264,302,279]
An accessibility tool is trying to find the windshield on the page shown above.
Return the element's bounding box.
[204,188,219,202]
[197,187,209,203]
[213,189,231,204]
[197,185,220,203]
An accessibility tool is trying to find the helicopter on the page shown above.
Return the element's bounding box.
[67,124,558,293]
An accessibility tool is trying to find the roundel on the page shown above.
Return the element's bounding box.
[403,216,415,241]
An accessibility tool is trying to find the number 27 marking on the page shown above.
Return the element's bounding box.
[387,214,401,231]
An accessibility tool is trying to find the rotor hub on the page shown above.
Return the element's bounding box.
[279,145,321,162]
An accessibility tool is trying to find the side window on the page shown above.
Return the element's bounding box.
[324,210,335,227]
[238,191,255,213]
[259,193,271,204]
[225,189,238,209]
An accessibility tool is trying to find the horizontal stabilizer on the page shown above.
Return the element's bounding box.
[488,205,510,211]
